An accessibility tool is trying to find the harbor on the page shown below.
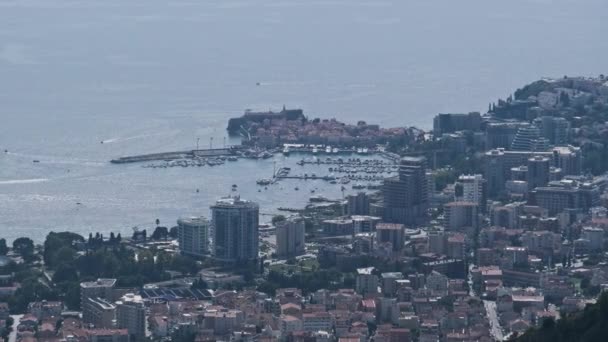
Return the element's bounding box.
[108,142,397,194]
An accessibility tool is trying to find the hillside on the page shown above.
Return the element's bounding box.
[514,293,608,342]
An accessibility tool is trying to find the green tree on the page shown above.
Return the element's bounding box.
[44,232,83,268]
[272,215,286,225]
[151,226,169,240]
[0,238,8,255]
[64,282,81,310]
[12,237,34,259]
[52,264,79,284]
[169,227,178,239]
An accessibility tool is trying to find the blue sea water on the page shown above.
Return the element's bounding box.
[0,0,606,242]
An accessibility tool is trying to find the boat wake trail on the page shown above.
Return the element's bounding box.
[0,178,49,185]
[101,132,168,144]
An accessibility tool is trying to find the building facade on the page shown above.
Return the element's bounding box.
[177,216,210,258]
[276,216,306,259]
[212,196,260,262]
[116,294,146,341]
[382,157,428,225]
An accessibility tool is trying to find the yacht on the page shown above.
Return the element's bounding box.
[282,146,290,155]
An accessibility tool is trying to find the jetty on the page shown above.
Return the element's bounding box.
[111,147,239,164]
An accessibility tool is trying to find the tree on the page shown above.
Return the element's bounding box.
[1,317,14,341]
[151,226,169,240]
[43,232,83,268]
[52,264,79,284]
[560,92,571,107]
[64,282,81,310]
[53,246,77,267]
[0,238,8,255]
[169,227,178,239]
[191,276,208,290]
[272,215,286,226]
[12,237,34,258]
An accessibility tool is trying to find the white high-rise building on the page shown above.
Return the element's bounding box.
[276,217,305,259]
[355,267,378,295]
[116,293,146,341]
[177,216,210,257]
[455,174,486,212]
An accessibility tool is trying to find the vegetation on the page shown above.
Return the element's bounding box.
[514,292,608,342]
[12,237,35,261]
[271,215,286,225]
[0,239,8,256]
[1,316,14,341]
[151,226,169,240]
[257,269,343,296]
[1,232,201,314]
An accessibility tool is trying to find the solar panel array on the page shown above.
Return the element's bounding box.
[140,287,212,300]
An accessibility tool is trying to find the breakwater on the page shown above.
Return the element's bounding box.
[110,148,237,164]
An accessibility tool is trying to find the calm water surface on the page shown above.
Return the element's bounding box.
[0,0,607,242]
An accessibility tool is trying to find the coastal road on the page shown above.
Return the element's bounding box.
[8,314,23,342]
[484,300,504,341]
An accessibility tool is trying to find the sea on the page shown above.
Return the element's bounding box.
[0,0,607,242]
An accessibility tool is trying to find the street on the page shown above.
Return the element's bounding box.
[484,300,504,341]
[8,314,23,342]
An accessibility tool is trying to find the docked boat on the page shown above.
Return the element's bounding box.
[282,146,290,155]
[325,146,332,154]
[312,146,318,154]
[352,183,365,189]
[332,148,339,154]
[256,178,272,185]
